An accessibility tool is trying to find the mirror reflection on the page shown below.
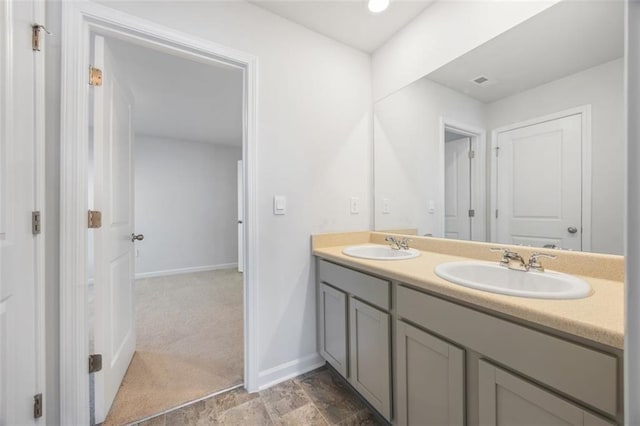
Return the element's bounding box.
[373,0,624,255]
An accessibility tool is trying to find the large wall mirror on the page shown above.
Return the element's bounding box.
[374,0,624,255]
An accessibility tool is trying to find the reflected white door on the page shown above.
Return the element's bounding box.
[92,35,136,423]
[444,137,471,240]
[496,114,582,250]
[1,0,43,423]
[237,160,244,273]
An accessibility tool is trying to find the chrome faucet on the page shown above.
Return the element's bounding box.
[385,235,411,250]
[491,248,528,271]
[490,248,556,272]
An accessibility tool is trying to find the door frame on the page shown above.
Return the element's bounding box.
[59,2,259,423]
[439,118,487,242]
[489,105,592,251]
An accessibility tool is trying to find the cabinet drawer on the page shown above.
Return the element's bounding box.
[318,260,390,310]
[397,286,619,417]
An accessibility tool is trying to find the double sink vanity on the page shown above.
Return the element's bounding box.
[312,232,624,425]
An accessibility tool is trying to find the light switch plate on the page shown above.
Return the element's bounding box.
[428,200,436,214]
[274,195,286,215]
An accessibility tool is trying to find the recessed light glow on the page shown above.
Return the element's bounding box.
[368,0,389,13]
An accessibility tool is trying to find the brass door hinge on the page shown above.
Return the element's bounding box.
[33,393,43,418]
[89,354,103,373]
[88,210,102,229]
[31,24,50,51]
[89,67,103,86]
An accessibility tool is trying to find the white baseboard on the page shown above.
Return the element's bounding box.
[135,263,238,279]
[257,353,325,391]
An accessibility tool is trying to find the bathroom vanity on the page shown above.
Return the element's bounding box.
[313,232,624,426]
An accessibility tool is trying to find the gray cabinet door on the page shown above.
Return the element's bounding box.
[396,320,465,426]
[319,283,348,377]
[478,360,616,426]
[349,297,391,420]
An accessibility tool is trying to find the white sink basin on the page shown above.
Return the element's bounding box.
[434,261,591,300]
[343,245,420,261]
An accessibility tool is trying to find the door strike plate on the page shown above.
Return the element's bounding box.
[32,211,42,235]
[33,393,43,418]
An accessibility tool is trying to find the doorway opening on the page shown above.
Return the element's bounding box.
[87,34,246,425]
[85,34,248,424]
[440,120,486,242]
[59,4,258,424]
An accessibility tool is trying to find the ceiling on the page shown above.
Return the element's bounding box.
[427,0,624,104]
[249,0,435,52]
[107,38,243,145]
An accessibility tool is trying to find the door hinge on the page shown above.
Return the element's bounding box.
[468,150,475,159]
[88,210,102,229]
[33,393,43,418]
[32,211,41,235]
[495,146,500,157]
[468,209,475,217]
[495,209,499,219]
[31,24,50,52]
[89,354,103,373]
[89,67,103,86]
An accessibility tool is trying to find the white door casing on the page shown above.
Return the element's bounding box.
[238,160,244,273]
[1,0,46,424]
[60,3,258,423]
[444,137,472,240]
[92,35,136,423]
[495,113,583,250]
[438,118,486,242]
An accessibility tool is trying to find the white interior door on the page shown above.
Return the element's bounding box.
[496,114,582,250]
[92,35,136,423]
[444,137,471,240]
[1,1,43,424]
[237,160,244,273]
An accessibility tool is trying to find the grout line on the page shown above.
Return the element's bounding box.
[125,382,244,426]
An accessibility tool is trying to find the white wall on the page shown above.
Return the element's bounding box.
[374,77,485,236]
[45,1,372,412]
[134,135,241,276]
[371,0,560,101]
[487,58,625,254]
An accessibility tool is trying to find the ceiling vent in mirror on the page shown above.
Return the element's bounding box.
[471,75,491,86]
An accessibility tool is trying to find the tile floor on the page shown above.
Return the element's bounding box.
[134,366,387,426]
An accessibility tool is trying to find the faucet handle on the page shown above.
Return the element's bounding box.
[528,252,557,272]
[385,235,401,250]
[399,237,412,250]
[490,247,512,266]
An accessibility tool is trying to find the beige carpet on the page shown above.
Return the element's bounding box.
[103,269,244,426]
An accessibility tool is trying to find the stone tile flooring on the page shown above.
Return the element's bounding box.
[134,366,387,426]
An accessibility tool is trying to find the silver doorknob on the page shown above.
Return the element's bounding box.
[567,227,578,234]
[131,233,144,242]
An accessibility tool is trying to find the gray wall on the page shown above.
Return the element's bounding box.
[134,136,241,275]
